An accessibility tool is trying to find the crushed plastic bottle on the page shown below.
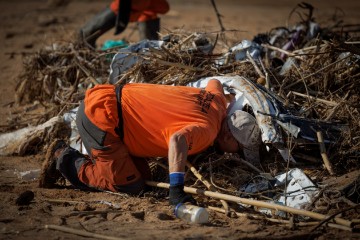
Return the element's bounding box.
[174,203,209,224]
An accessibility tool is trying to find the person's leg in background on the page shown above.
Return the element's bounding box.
[78,6,116,48]
[134,0,170,40]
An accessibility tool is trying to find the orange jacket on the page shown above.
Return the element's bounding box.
[84,80,227,158]
[110,0,169,22]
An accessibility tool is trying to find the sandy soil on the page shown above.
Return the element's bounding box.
[0,0,360,239]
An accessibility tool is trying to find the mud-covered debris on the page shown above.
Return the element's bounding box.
[15,190,34,206]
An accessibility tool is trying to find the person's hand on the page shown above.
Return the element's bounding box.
[169,184,196,206]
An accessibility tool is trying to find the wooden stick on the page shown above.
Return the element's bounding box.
[261,44,303,60]
[186,161,230,214]
[289,91,338,106]
[316,131,335,175]
[325,91,350,121]
[178,33,195,45]
[208,206,353,232]
[44,198,86,204]
[45,225,124,240]
[67,210,121,217]
[75,61,99,86]
[293,45,321,53]
[258,57,270,89]
[246,51,265,78]
[209,206,289,224]
[210,0,226,32]
[145,181,353,227]
[352,219,360,224]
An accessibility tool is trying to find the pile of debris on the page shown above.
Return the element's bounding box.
[1,2,360,231]
[11,42,109,129]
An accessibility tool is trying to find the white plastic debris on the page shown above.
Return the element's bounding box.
[279,57,298,76]
[16,169,41,181]
[240,168,319,216]
[275,168,318,210]
[96,200,120,209]
[63,107,87,155]
[188,75,295,162]
[257,201,287,217]
[230,40,262,61]
[109,40,165,84]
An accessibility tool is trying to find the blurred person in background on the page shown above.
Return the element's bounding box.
[79,0,169,48]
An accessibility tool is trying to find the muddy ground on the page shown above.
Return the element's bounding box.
[0,0,360,239]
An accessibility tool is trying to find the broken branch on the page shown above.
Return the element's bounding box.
[45,225,124,240]
[316,131,335,175]
[146,181,353,227]
[186,160,230,214]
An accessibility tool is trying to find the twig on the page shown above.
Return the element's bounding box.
[284,54,352,89]
[186,160,230,214]
[325,90,350,121]
[310,205,360,232]
[45,225,125,240]
[75,61,99,85]
[178,33,196,46]
[65,69,81,101]
[210,0,225,32]
[246,51,265,78]
[257,57,270,89]
[67,210,121,217]
[261,44,303,60]
[289,91,338,106]
[208,158,238,194]
[284,133,295,210]
[208,206,353,231]
[146,181,353,227]
[151,58,203,72]
[44,198,86,204]
[149,158,168,170]
[292,44,326,53]
[316,131,335,175]
[293,64,311,107]
[232,158,263,173]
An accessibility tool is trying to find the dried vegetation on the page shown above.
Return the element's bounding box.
[3,2,360,229]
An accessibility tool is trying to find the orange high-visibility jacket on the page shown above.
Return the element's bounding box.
[110,0,170,22]
[84,80,227,157]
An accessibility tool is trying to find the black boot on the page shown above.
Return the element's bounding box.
[138,18,160,40]
[79,7,116,48]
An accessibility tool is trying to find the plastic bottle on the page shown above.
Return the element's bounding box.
[174,203,209,224]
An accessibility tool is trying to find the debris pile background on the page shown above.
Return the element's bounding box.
[4,3,359,211]
[0,3,358,222]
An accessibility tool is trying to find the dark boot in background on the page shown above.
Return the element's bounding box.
[79,7,116,48]
[138,18,160,40]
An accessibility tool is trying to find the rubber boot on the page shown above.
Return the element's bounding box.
[138,18,160,40]
[79,7,116,48]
